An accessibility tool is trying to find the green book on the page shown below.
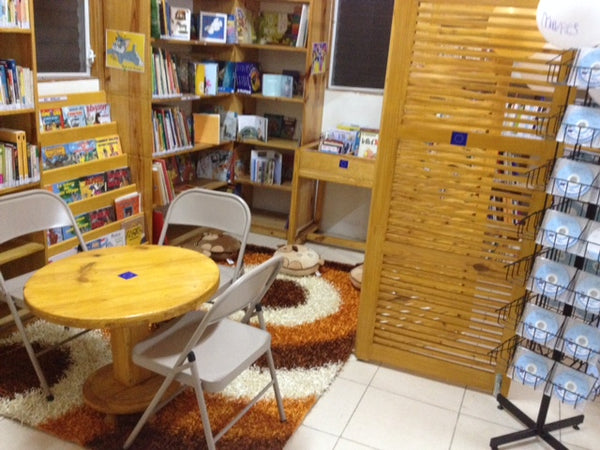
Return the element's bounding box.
[151,0,161,39]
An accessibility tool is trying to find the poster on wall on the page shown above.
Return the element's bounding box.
[105,29,145,72]
[312,42,328,75]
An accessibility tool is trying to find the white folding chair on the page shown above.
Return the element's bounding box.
[157,188,251,295]
[123,255,286,450]
[0,189,88,400]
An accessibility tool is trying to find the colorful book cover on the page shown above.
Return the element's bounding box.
[79,172,107,199]
[114,192,142,220]
[218,61,236,93]
[40,107,64,131]
[121,215,147,246]
[62,105,87,128]
[47,227,64,246]
[202,62,219,95]
[42,144,71,169]
[86,230,126,250]
[51,179,82,204]
[357,128,379,159]
[226,14,237,44]
[96,134,123,159]
[237,114,268,142]
[280,116,297,140]
[106,166,132,191]
[235,62,261,94]
[89,206,116,230]
[85,103,112,125]
[65,139,98,164]
[62,213,92,239]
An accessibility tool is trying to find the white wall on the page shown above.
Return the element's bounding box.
[319,89,383,241]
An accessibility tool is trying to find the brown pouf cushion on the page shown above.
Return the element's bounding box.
[274,244,324,276]
[179,228,241,262]
[350,264,363,289]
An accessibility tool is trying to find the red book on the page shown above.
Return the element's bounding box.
[114,192,141,220]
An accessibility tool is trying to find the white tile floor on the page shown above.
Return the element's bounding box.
[1,235,599,449]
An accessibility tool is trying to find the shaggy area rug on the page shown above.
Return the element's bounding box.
[0,246,359,449]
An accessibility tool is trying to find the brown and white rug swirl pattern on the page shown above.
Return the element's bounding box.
[0,246,359,449]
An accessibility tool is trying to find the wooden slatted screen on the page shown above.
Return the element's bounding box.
[356,0,570,393]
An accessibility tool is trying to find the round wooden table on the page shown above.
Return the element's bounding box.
[24,244,220,415]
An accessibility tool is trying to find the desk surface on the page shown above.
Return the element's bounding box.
[24,245,220,329]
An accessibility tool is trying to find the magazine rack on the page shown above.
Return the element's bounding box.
[490,55,600,449]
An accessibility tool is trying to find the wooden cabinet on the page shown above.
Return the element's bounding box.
[103,0,331,240]
[0,0,43,279]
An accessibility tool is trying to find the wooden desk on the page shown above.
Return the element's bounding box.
[24,245,220,415]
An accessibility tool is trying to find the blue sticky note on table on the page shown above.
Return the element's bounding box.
[339,159,349,169]
[119,271,138,280]
[451,131,468,146]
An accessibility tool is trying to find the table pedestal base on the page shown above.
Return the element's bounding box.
[82,364,180,415]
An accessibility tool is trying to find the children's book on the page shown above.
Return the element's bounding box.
[121,215,147,245]
[193,113,221,144]
[51,179,82,203]
[169,6,191,40]
[96,134,123,159]
[106,166,132,191]
[62,213,92,239]
[237,114,268,142]
[85,103,112,125]
[264,113,284,138]
[86,230,126,250]
[79,172,107,199]
[89,206,116,230]
[235,62,261,94]
[42,144,71,169]
[114,192,142,220]
[201,61,219,95]
[62,105,87,128]
[357,128,379,159]
[65,139,98,163]
[218,61,236,93]
[280,116,297,140]
[40,107,64,131]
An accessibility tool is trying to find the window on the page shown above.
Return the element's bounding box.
[329,0,394,92]
[34,0,93,78]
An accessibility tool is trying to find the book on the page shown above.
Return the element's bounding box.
[319,139,345,154]
[89,206,116,230]
[121,215,147,246]
[150,0,162,39]
[86,230,126,250]
[357,128,379,159]
[42,144,70,169]
[114,192,142,220]
[282,69,303,96]
[217,60,236,93]
[237,115,268,142]
[152,161,169,206]
[235,62,261,94]
[264,113,284,138]
[96,134,123,159]
[85,103,111,125]
[39,107,64,131]
[250,149,282,184]
[62,105,87,128]
[62,213,92,239]
[199,12,227,43]
[280,116,297,140]
[79,172,107,199]
[201,61,219,95]
[257,12,291,45]
[235,6,255,44]
[295,5,309,47]
[220,110,238,142]
[226,14,237,44]
[169,6,191,40]
[51,178,82,203]
[65,139,98,163]
[106,166,132,191]
[193,113,221,144]
[191,61,206,96]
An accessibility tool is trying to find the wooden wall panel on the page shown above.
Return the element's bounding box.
[356,0,570,393]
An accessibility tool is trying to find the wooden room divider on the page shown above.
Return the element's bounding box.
[356,0,572,393]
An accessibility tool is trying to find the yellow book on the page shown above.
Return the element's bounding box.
[193,113,221,144]
[194,63,206,96]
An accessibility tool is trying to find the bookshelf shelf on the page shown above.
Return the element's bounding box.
[103,0,331,240]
